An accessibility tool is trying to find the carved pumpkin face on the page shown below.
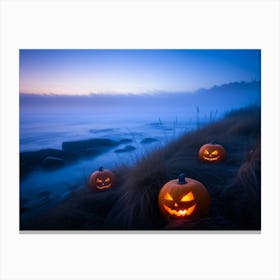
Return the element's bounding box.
[198,143,226,162]
[89,167,116,191]
[158,174,211,220]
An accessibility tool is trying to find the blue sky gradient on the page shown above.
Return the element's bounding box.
[19,49,261,95]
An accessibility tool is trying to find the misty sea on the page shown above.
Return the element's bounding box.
[20,106,217,215]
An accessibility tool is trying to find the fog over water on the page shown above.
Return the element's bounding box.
[20,81,260,213]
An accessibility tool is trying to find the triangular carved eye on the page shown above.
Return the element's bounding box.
[181,191,194,202]
[105,177,111,183]
[164,192,173,201]
[203,149,210,155]
[211,150,219,156]
[96,178,103,183]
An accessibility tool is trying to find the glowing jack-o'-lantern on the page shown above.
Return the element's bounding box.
[198,143,226,162]
[158,173,211,220]
[89,166,116,191]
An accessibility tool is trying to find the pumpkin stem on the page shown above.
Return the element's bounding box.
[98,166,104,172]
[178,173,187,184]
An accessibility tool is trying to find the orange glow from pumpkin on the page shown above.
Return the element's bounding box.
[211,150,219,156]
[96,183,112,190]
[202,148,222,161]
[164,192,174,201]
[163,204,196,217]
[96,177,112,189]
[181,191,194,202]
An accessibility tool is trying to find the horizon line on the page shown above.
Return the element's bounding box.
[19,79,260,97]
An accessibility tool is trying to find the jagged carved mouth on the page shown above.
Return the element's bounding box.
[96,183,112,189]
[203,155,220,161]
[163,204,196,217]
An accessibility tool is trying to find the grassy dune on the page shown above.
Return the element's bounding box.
[21,106,261,230]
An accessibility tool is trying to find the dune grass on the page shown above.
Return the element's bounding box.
[20,106,261,230]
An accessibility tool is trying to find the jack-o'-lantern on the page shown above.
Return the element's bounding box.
[89,166,116,191]
[158,173,210,220]
[198,143,226,162]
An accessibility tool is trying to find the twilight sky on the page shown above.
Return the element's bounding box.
[19,49,261,95]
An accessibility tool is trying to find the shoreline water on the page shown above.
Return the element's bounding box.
[20,106,261,230]
[20,118,205,217]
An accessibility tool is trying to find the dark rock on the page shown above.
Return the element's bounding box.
[85,148,101,156]
[140,138,159,144]
[20,138,121,176]
[42,156,64,168]
[21,148,76,165]
[20,149,76,176]
[20,162,30,179]
[119,138,133,144]
[62,138,119,155]
[114,145,136,153]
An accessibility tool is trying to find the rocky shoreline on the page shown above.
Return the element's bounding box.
[20,137,159,178]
